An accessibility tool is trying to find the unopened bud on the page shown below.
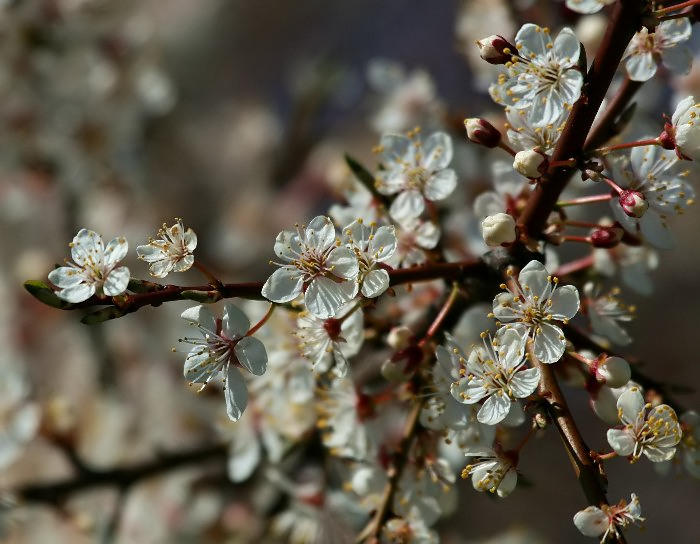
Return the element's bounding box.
[596,356,631,388]
[659,122,676,150]
[387,326,413,350]
[381,345,423,382]
[618,190,648,218]
[464,118,501,148]
[590,224,624,248]
[482,213,517,246]
[476,34,516,64]
[513,148,549,178]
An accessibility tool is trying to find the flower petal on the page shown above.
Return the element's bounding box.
[533,322,566,364]
[606,428,636,456]
[510,367,541,398]
[102,266,130,296]
[424,169,457,201]
[478,393,512,425]
[305,276,357,319]
[234,336,268,376]
[181,305,216,331]
[224,366,248,421]
[261,267,304,303]
[222,304,250,339]
[361,268,390,298]
[548,285,580,320]
[327,246,360,279]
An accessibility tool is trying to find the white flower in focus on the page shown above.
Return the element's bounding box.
[565,0,614,14]
[296,305,364,378]
[607,387,682,463]
[489,24,583,126]
[48,228,130,303]
[505,106,567,153]
[668,95,700,161]
[343,219,397,298]
[136,219,197,278]
[450,329,540,425]
[462,447,518,497]
[181,304,268,421]
[623,19,692,82]
[492,260,580,364]
[610,146,696,250]
[584,283,634,346]
[262,216,360,319]
[573,494,644,542]
[375,130,457,222]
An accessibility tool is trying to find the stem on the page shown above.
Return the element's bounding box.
[553,255,594,277]
[498,140,517,157]
[193,261,223,288]
[559,219,611,229]
[418,282,461,347]
[247,303,276,336]
[557,194,614,208]
[655,0,699,15]
[561,235,592,244]
[585,77,643,151]
[593,138,659,155]
[657,10,695,20]
[518,0,644,237]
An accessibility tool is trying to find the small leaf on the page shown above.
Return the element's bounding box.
[181,290,223,303]
[24,280,74,309]
[81,306,130,325]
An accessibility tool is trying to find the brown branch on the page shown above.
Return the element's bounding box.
[584,77,643,151]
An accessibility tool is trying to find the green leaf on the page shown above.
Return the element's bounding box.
[24,280,74,309]
[80,306,130,325]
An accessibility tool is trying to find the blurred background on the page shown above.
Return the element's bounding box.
[1,0,699,542]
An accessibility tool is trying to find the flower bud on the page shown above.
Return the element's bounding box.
[513,148,549,178]
[590,223,624,248]
[618,190,648,218]
[386,326,413,350]
[464,118,501,148]
[591,385,620,425]
[481,212,517,246]
[659,122,676,150]
[596,356,631,388]
[476,34,516,64]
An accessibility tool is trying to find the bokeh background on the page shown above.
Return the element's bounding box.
[1,0,699,542]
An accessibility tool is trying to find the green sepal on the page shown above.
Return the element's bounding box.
[24,280,75,309]
[128,278,164,294]
[80,306,130,324]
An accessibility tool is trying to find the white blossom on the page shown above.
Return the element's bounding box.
[573,494,644,542]
[343,219,397,298]
[392,218,441,267]
[375,130,457,222]
[262,216,360,319]
[462,447,518,497]
[481,213,517,246]
[48,228,130,303]
[489,24,583,126]
[584,283,634,346]
[181,304,268,422]
[623,19,692,82]
[668,95,700,161]
[565,0,614,14]
[607,387,682,463]
[505,106,567,153]
[136,219,197,278]
[610,146,696,250]
[450,329,540,425]
[491,260,580,364]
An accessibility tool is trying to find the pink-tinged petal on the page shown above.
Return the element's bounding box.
[70,229,104,266]
[102,266,130,296]
[103,236,128,267]
[222,304,250,339]
[261,267,304,303]
[305,216,336,250]
[234,336,267,376]
[181,305,217,332]
[49,266,86,288]
[518,260,551,301]
[625,52,657,82]
[389,189,424,221]
[478,393,512,425]
[327,246,359,279]
[305,276,356,319]
[607,428,636,456]
[421,131,453,171]
[424,169,457,201]
[573,507,608,537]
[224,366,248,422]
[533,322,566,364]
[617,387,645,423]
[56,282,95,303]
[510,367,541,398]
[549,285,580,320]
[361,268,389,298]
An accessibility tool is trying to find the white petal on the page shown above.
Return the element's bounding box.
[273,230,302,260]
[518,260,551,301]
[228,434,260,482]
[102,266,130,296]
[658,18,692,44]
[617,387,645,423]
[49,266,86,288]
[136,244,167,262]
[224,366,248,422]
[389,189,424,221]
[305,276,356,319]
[496,468,517,497]
[148,259,172,278]
[181,305,215,331]
[369,225,397,261]
[478,393,512,425]
[103,236,129,267]
[261,267,304,303]
[361,268,390,298]
[625,51,657,82]
[222,304,250,339]
[305,216,336,250]
[184,349,217,383]
[424,169,457,201]
[573,507,608,537]
[549,285,580,320]
[533,322,566,364]
[553,27,580,63]
[639,211,675,250]
[661,44,692,76]
[234,336,268,376]
[421,131,453,170]
[56,283,95,303]
[496,328,527,370]
[71,229,103,266]
[510,367,541,398]
[327,246,360,279]
[607,428,636,456]
[516,23,549,58]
